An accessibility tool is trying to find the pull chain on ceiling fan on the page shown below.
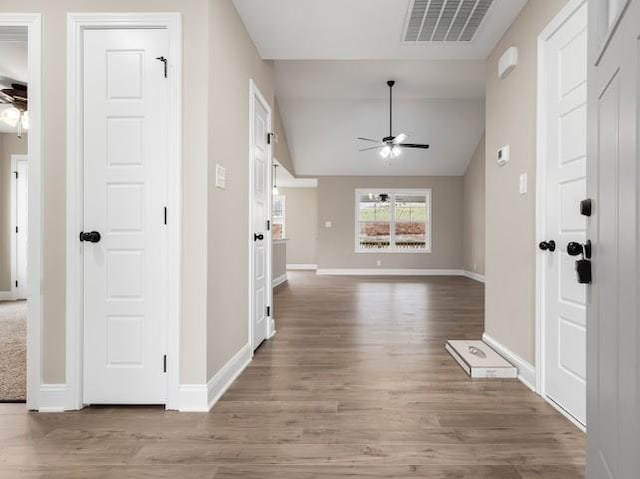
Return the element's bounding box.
[357,80,430,159]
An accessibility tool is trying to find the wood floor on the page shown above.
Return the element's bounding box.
[0,272,585,478]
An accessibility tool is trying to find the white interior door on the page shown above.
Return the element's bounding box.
[12,155,28,300]
[83,29,169,404]
[250,85,272,350]
[587,0,640,477]
[540,2,588,426]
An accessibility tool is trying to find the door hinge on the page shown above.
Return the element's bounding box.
[163,354,167,373]
[267,132,276,145]
[15,226,18,234]
[156,56,168,78]
[266,306,271,317]
[15,280,18,288]
[164,207,167,225]
[14,171,18,179]
[266,219,271,231]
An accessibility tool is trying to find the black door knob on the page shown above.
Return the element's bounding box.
[567,242,583,256]
[253,233,264,241]
[79,231,101,243]
[539,240,556,252]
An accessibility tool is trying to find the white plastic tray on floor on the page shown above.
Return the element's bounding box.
[445,339,517,379]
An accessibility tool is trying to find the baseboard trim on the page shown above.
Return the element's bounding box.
[272,274,288,288]
[39,384,67,412]
[286,264,317,270]
[207,343,251,410]
[463,271,485,283]
[178,343,252,412]
[482,333,536,391]
[0,291,16,301]
[316,268,465,277]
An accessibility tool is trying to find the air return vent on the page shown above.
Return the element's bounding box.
[403,0,494,43]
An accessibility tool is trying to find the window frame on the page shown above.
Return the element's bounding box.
[354,188,432,254]
[272,194,286,240]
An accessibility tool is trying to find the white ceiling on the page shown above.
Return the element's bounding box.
[0,27,28,134]
[275,61,486,176]
[232,0,526,60]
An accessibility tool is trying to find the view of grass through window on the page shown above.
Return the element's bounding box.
[357,190,429,251]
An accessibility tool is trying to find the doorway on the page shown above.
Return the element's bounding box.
[249,80,273,351]
[536,0,588,428]
[66,14,182,409]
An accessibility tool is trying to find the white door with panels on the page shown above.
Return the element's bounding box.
[12,155,28,300]
[82,29,169,404]
[250,84,272,351]
[587,0,640,476]
[539,1,587,426]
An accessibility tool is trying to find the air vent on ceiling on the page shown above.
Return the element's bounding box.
[403,0,494,43]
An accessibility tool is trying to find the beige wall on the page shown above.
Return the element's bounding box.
[0,133,28,291]
[279,187,317,265]
[462,135,485,275]
[485,0,569,364]
[2,0,211,384]
[272,241,287,281]
[273,100,295,175]
[206,0,277,379]
[317,176,464,270]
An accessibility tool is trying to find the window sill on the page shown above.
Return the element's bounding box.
[355,248,432,254]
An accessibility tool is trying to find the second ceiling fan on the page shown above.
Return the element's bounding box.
[357,80,430,159]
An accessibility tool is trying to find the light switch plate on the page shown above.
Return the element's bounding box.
[215,164,226,189]
[325,221,332,228]
[519,172,528,194]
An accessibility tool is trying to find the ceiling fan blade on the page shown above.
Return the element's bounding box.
[402,143,430,149]
[357,137,380,143]
[359,146,382,152]
[393,133,408,144]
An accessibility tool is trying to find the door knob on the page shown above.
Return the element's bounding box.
[567,241,591,258]
[79,231,101,243]
[253,233,264,241]
[539,240,556,252]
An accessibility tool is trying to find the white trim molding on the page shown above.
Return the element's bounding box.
[272,274,288,288]
[178,343,252,412]
[66,12,183,411]
[463,271,485,283]
[0,13,43,412]
[286,263,317,270]
[317,268,465,276]
[39,384,67,413]
[482,333,536,392]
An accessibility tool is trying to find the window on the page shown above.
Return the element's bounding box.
[355,189,431,253]
[272,194,285,240]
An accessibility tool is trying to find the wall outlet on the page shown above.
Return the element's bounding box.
[376,260,382,267]
[519,172,528,194]
[324,221,332,228]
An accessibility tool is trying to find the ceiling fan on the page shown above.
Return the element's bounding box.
[0,77,29,138]
[357,80,430,159]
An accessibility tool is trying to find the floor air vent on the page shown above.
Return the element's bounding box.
[403,0,494,43]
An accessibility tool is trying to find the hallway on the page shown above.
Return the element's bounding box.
[0,272,584,477]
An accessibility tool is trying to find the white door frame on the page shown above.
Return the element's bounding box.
[248,79,274,353]
[10,154,28,300]
[66,13,182,410]
[0,13,43,411]
[535,0,587,431]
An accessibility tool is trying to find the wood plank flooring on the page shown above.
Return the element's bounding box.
[0,272,585,478]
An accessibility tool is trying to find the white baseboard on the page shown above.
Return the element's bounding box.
[0,291,16,301]
[207,343,251,410]
[178,343,252,412]
[39,384,67,412]
[286,263,317,270]
[482,333,536,391]
[463,271,485,283]
[316,268,465,276]
[272,274,288,288]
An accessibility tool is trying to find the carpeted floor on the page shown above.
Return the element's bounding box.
[0,300,26,401]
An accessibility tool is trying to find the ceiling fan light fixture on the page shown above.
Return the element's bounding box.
[0,106,21,127]
[380,145,391,158]
[391,146,402,158]
[20,110,29,130]
[394,133,407,144]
